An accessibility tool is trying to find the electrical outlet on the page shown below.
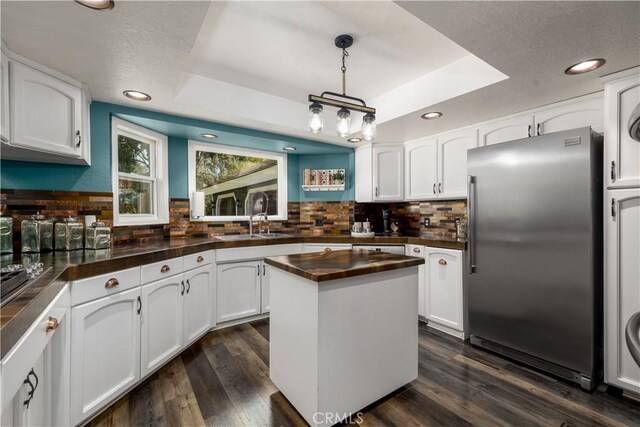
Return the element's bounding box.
[315,217,325,226]
[423,218,430,227]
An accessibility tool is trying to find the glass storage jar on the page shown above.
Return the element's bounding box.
[21,213,53,253]
[0,215,13,254]
[85,222,111,250]
[55,217,84,251]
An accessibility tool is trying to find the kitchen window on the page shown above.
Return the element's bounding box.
[111,118,169,226]
[188,141,288,221]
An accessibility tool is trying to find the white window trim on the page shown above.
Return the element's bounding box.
[188,140,288,222]
[112,117,169,226]
[215,192,238,216]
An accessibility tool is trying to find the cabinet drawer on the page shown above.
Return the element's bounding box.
[1,285,69,410]
[71,267,140,307]
[184,250,213,271]
[141,257,183,284]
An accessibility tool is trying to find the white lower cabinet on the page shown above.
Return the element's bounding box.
[217,260,262,323]
[407,245,426,318]
[184,265,212,345]
[70,287,141,425]
[140,275,184,378]
[302,243,352,253]
[605,188,640,395]
[424,248,465,338]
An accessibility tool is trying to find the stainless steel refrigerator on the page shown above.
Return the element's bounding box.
[467,127,603,391]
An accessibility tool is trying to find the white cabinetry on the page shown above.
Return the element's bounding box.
[184,265,212,345]
[1,46,91,165]
[404,138,438,200]
[70,286,140,425]
[605,189,640,395]
[302,243,352,253]
[478,115,533,146]
[1,48,9,143]
[1,286,70,427]
[424,248,465,339]
[140,275,183,377]
[217,260,262,322]
[355,143,403,202]
[438,129,478,199]
[534,96,603,136]
[603,71,640,189]
[407,245,426,318]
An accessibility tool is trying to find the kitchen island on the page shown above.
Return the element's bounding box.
[264,249,424,427]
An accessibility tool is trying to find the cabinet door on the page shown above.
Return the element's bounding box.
[534,96,603,135]
[478,115,534,146]
[373,144,404,201]
[605,189,640,394]
[425,248,464,332]
[437,129,478,198]
[605,74,640,189]
[217,261,262,323]
[9,61,82,157]
[184,266,211,345]
[2,351,49,427]
[407,245,426,318]
[140,275,184,378]
[1,50,9,142]
[261,262,270,313]
[405,138,438,200]
[355,144,374,202]
[71,287,141,425]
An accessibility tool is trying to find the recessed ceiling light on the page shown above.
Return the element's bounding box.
[283,146,296,151]
[421,112,443,120]
[347,137,362,143]
[200,133,218,139]
[123,90,151,101]
[75,0,114,10]
[564,58,606,75]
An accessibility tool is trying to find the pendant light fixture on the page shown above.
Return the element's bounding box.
[308,35,376,140]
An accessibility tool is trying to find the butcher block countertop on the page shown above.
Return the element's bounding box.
[264,249,425,282]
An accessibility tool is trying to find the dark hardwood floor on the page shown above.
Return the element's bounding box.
[90,320,640,426]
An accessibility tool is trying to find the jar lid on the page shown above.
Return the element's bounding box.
[91,221,106,228]
[30,213,46,220]
[63,217,79,223]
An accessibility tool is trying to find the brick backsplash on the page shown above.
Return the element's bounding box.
[1,189,465,247]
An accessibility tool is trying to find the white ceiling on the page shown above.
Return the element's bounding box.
[1,1,638,146]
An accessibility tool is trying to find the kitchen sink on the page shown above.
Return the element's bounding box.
[214,233,291,241]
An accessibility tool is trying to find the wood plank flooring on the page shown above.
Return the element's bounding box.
[90,320,640,426]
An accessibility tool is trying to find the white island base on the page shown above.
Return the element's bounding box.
[269,266,419,426]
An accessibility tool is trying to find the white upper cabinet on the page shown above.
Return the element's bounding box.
[603,71,640,189]
[534,95,604,135]
[405,138,438,200]
[355,143,403,202]
[1,49,9,143]
[438,129,478,199]
[1,45,91,165]
[478,115,534,146]
[373,144,404,201]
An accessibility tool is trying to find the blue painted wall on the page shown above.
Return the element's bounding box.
[0,102,355,201]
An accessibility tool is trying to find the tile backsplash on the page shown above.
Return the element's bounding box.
[1,189,466,248]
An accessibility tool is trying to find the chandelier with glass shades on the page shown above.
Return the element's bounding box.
[307,35,376,141]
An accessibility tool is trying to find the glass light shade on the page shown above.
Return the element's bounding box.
[336,108,351,137]
[308,103,323,134]
[362,113,376,141]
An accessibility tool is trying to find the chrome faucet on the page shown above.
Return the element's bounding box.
[248,192,269,236]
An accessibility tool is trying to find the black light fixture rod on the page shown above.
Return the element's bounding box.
[308,94,376,114]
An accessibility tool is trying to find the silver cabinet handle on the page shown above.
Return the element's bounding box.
[527,125,532,138]
[612,198,616,218]
[625,311,640,367]
[375,187,379,197]
[432,183,436,194]
[536,123,541,136]
[438,183,442,194]
[611,161,616,181]
[76,130,81,147]
[467,175,477,274]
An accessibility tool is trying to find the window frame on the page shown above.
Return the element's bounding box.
[188,140,288,222]
[112,117,169,226]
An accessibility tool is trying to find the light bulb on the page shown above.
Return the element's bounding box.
[336,108,351,137]
[362,113,376,141]
[308,102,323,134]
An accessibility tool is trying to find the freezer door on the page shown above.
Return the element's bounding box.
[467,127,601,376]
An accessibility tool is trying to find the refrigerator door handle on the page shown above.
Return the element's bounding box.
[625,310,640,367]
[467,175,477,274]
